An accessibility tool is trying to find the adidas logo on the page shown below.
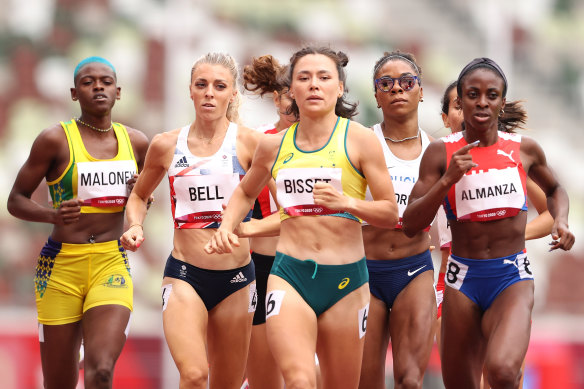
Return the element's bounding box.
[175,156,189,168]
[230,271,247,283]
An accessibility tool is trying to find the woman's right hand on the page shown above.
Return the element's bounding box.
[444,140,480,185]
[204,228,240,255]
[54,199,84,225]
[120,224,145,252]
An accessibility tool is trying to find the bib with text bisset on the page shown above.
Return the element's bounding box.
[276,167,343,216]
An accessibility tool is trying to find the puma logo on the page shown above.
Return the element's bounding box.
[497,149,515,163]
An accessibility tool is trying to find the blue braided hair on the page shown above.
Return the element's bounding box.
[73,56,116,82]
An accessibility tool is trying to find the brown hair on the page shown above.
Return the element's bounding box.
[287,46,358,120]
[499,100,527,133]
[243,55,289,96]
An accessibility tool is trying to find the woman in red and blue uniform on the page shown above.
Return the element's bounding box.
[403,58,574,389]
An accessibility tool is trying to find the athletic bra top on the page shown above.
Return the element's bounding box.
[47,119,137,214]
[167,122,251,229]
[271,117,366,222]
[442,131,527,222]
[364,123,430,230]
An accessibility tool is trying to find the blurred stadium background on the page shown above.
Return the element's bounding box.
[0,0,583,388]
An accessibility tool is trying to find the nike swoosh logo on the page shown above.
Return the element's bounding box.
[407,265,427,277]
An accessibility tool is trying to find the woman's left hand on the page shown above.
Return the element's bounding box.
[549,221,575,251]
[204,228,240,255]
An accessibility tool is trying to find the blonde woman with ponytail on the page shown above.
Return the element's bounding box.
[121,52,262,389]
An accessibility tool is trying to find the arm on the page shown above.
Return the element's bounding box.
[125,126,152,201]
[205,135,278,254]
[127,126,151,172]
[7,126,83,225]
[312,126,398,227]
[402,140,479,237]
[238,212,281,238]
[236,177,281,238]
[525,177,553,240]
[522,136,574,250]
[120,132,174,251]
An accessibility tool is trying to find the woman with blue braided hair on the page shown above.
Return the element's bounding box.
[403,57,574,388]
[7,57,149,388]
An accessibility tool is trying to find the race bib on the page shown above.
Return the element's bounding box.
[445,257,468,290]
[455,167,524,221]
[276,167,342,216]
[77,160,136,207]
[173,173,240,223]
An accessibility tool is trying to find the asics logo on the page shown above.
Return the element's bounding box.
[407,265,427,277]
[283,153,294,164]
[338,277,350,289]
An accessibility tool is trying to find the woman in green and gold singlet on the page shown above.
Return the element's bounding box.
[206,46,398,389]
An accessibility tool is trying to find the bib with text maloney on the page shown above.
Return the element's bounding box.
[76,160,137,207]
[364,124,430,229]
[47,120,137,213]
[271,117,367,222]
[168,122,250,229]
[442,131,527,222]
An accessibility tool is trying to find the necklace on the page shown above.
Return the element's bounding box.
[194,133,225,144]
[75,117,113,133]
[384,129,420,143]
[193,127,228,144]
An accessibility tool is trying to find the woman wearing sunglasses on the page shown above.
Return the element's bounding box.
[403,57,574,388]
[358,51,436,389]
